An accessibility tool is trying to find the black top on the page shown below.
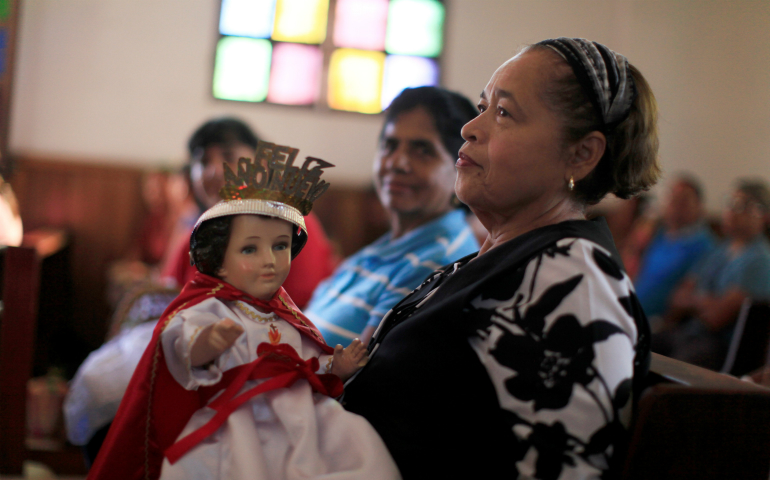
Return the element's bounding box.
[343,218,650,480]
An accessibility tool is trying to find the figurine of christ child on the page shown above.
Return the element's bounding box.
[86,143,400,480]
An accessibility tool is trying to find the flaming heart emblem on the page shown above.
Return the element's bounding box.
[268,324,281,345]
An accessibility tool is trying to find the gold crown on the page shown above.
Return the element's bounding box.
[219,140,334,216]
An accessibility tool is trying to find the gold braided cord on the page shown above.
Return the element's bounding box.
[279,295,319,338]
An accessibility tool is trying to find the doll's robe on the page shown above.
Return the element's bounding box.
[159,297,400,480]
[87,273,399,480]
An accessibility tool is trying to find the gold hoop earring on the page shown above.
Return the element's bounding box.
[568,176,575,191]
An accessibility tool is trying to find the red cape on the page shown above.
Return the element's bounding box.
[87,273,333,480]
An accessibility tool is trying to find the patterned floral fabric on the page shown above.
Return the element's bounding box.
[344,218,649,480]
[465,238,640,478]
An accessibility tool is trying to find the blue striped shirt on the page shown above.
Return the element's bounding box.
[305,210,479,347]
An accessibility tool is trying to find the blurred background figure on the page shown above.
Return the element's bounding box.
[590,193,652,259]
[0,171,22,246]
[305,86,480,347]
[106,168,195,304]
[161,117,338,308]
[627,175,715,319]
[653,178,770,370]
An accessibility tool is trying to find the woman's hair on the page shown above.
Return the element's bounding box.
[380,86,478,159]
[736,178,770,212]
[526,44,661,205]
[187,117,259,157]
[190,216,233,277]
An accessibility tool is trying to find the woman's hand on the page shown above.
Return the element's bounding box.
[330,339,368,382]
[190,318,245,367]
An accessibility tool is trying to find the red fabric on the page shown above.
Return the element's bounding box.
[165,343,343,464]
[87,273,333,480]
[161,212,338,308]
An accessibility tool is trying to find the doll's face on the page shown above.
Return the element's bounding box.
[217,215,293,301]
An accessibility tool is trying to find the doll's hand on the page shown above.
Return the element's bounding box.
[330,339,369,382]
[190,318,245,367]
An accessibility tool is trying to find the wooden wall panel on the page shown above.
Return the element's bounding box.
[9,156,145,351]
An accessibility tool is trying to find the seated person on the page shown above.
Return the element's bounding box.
[162,117,337,308]
[304,87,480,347]
[63,287,180,465]
[654,179,770,370]
[630,175,715,318]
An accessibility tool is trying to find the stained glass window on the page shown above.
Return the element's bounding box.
[213,0,444,114]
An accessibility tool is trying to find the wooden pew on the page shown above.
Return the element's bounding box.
[622,353,770,479]
[0,241,87,475]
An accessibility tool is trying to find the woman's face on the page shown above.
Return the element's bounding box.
[456,50,570,218]
[191,142,256,209]
[722,190,767,240]
[373,106,457,225]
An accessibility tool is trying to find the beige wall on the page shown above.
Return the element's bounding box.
[9,0,770,211]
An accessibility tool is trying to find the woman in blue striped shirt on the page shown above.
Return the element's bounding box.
[305,86,481,347]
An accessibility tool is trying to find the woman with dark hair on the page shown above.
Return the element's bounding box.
[305,86,480,347]
[343,38,660,479]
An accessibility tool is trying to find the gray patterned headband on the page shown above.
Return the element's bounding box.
[537,37,636,131]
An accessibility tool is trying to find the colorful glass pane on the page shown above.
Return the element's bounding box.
[385,0,444,57]
[272,0,329,44]
[327,49,385,114]
[219,0,276,38]
[268,43,323,105]
[212,37,272,102]
[381,55,439,110]
[333,0,388,50]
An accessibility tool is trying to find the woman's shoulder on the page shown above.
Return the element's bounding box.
[532,236,634,294]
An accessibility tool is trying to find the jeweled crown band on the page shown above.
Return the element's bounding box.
[194,199,307,235]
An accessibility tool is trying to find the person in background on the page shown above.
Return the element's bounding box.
[304,86,480,347]
[628,175,715,319]
[654,178,770,370]
[161,117,337,308]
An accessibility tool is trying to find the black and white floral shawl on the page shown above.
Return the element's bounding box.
[344,218,650,480]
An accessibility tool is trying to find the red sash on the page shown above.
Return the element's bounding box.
[165,343,342,464]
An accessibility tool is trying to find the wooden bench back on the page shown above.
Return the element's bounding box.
[622,353,770,479]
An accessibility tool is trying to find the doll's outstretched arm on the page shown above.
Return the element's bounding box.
[190,318,245,367]
[330,339,368,382]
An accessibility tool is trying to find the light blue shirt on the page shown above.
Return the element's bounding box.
[305,210,479,347]
[693,235,770,300]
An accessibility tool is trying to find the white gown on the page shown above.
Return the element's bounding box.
[159,297,400,480]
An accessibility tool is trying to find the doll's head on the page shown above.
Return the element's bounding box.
[189,140,333,296]
[191,214,295,300]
